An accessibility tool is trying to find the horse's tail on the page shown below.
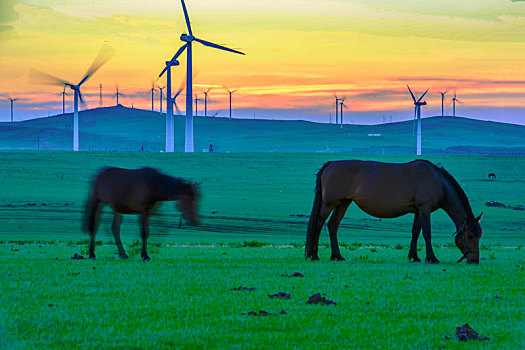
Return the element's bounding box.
[82,183,101,235]
[305,161,331,259]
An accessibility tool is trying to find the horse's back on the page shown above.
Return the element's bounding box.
[321,160,444,217]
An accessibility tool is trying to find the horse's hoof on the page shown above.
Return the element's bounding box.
[426,258,440,264]
[409,257,421,263]
[120,255,129,260]
[142,257,151,262]
[330,256,346,261]
[311,256,320,261]
[88,255,96,260]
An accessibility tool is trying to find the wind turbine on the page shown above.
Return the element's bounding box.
[334,95,340,125]
[452,93,460,117]
[5,96,18,122]
[61,87,68,114]
[158,85,166,115]
[440,91,447,116]
[339,98,346,128]
[150,80,158,111]
[407,85,428,156]
[194,94,201,117]
[30,44,113,151]
[204,88,212,117]
[114,85,123,106]
[99,84,103,107]
[172,0,245,152]
[227,89,237,120]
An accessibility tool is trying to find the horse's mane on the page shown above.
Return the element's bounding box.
[414,159,474,219]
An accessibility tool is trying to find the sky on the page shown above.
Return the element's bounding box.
[1,0,525,125]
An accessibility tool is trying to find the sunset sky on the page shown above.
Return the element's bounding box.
[1,0,525,124]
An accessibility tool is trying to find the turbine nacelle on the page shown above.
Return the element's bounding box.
[181,34,195,42]
[415,101,427,106]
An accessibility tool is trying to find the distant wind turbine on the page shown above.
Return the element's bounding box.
[227,89,237,120]
[150,81,158,111]
[452,93,461,117]
[61,87,68,114]
[5,96,18,122]
[166,0,245,152]
[334,95,340,125]
[114,85,123,106]
[194,94,201,117]
[158,86,165,115]
[407,85,428,156]
[99,84,103,107]
[30,44,114,151]
[440,91,447,117]
[339,98,346,128]
[204,88,212,117]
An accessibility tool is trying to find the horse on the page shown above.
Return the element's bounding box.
[488,173,496,180]
[305,159,483,264]
[83,167,199,261]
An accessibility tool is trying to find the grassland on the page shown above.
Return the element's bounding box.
[1,151,524,348]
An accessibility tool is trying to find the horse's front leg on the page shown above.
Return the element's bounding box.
[408,214,422,262]
[112,213,129,259]
[327,200,352,261]
[420,210,439,264]
[140,213,151,261]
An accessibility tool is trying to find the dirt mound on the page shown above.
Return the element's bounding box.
[244,310,287,316]
[281,272,304,277]
[455,323,490,342]
[306,293,337,305]
[268,291,291,299]
[71,253,85,260]
[232,286,256,291]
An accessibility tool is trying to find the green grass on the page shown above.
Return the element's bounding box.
[1,242,524,349]
[0,151,524,348]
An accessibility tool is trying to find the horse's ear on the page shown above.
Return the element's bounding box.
[193,182,200,189]
[476,212,483,222]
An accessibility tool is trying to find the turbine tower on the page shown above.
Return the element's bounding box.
[172,0,245,152]
[99,84,103,107]
[407,85,428,156]
[30,44,113,151]
[440,91,447,116]
[227,89,237,119]
[159,48,184,153]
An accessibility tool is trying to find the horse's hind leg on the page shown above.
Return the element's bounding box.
[408,214,422,262]
[327,200,352,261]
[112,213,128,259]
[139,213,151,261]
[420,210,439,264]
[307,204,333,261]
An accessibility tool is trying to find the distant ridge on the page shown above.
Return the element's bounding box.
[1,106,524,155]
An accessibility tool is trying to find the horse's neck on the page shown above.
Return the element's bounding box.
[442,181,471,228]
[156,176,182,200]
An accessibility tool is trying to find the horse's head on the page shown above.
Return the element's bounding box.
[454,213,483,264]
[177,181,200,226]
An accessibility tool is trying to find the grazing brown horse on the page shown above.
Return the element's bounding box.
[305,160,483,264]
[83,167,199,261]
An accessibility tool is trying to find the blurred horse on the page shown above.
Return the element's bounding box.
[83,167,199,261]
[305,159,482,264]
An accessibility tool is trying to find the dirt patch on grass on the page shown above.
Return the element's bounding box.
[268,291,291,299]
[306,293,337,305]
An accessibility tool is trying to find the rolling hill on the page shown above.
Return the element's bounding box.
[1,105,524,155]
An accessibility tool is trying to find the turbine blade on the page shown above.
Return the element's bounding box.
[30,69,72,87]
[78,89,84,104]
[418,89,429,102]
[159,44,187,78]
[79,43,115,86]
[407,85,416,102]
[194,38,245,55]
[180,0,193,36]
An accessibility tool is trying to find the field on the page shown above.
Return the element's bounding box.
[1,151,524,348]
